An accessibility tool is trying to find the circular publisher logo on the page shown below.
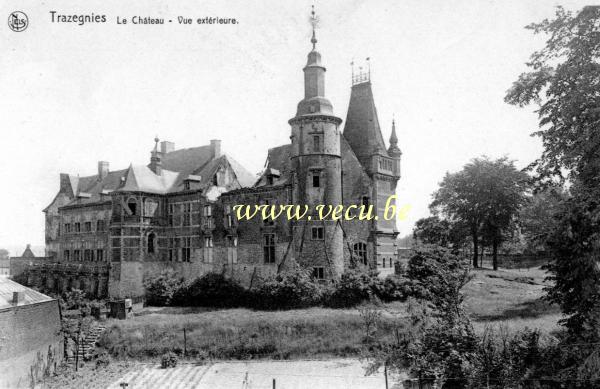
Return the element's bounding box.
[8,11,28,32]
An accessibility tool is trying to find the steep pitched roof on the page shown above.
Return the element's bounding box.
[117,165,179,194]
[255,144,292,187]
[342,81,388,169]
[21,245,36,258]
[161,145,214,177]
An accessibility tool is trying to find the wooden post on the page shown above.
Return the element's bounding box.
[183,327,187,357]
[384,363,389,389]
[75,328,81,371]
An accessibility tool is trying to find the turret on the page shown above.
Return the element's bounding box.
[149,136,162,175]
[388,119,402,177]
[289,6,344,279]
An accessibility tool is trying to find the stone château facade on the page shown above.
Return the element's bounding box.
[26,15,402,299]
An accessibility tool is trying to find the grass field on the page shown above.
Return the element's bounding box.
[95,266,560,362]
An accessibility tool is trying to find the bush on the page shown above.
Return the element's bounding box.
[324,269,380,308]
[94,351,110,369]
[173,273,247,308]
[373,275,409,302]
[161,351,178,369]
[144,270,184,306]
[251,269,325,310]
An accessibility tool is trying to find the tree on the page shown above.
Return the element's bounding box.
[519,187,566,253]
[506,5,600,379]
[0,249,8,260]
[431,157,529,269]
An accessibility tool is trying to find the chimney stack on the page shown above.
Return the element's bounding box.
[13,291,24,305]
[98,161,109,179]
[160,141,175,154]
[210,139,222,158]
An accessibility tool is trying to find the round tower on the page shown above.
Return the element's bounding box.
[289,7,344,279]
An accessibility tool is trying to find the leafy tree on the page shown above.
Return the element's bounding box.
[519,187,566,253]
[0,249,9,260]
[506,5,600,380]
[431,157,529,269]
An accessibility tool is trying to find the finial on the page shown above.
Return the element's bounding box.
[310,5,319,50]
[153,136,159,152]
[390,117,398,145]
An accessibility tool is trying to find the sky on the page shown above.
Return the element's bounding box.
[0,0,590,253]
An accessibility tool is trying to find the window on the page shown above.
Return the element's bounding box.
[382,258,386,268]
[168,204,175,226]
[74,223,81,233]
[84,222,92,233]
[313,267,325,279]
[312,173,320,188]
[203,205,213,228]
[96,220,105,231]
[263,234,276,264]
[353,242,368,266]
[311,226,324,240]
[127,198,137,215]
[96,249,104,262]
[64,223,72,234]
[84,249,92,261]
[313,135,321,152]
[73,249,81,261]
[361,196,370,207]
[168,238,178,261]
[147,233,156,254]
[266,175,274,185]
[63,250,70,261]
[262,199,274,226]
[389,258,393,268]
[182,237,191,262]
[203,236,213,263]
[183,203,192,226]
[184,181,191,190]
[227,235,238,264]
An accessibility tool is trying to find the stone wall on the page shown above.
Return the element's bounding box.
[0,300,63,388]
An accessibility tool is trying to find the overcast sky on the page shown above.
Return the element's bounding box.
[0,0,589,252]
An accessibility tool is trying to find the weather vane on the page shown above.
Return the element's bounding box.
[310,5,320,50]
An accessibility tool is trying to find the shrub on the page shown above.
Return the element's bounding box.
[372,275,409,302]
[161,351,178,368]
[94,351,110,369]
[251,269,325,310]
[174,273,247,308]
[144,270,184,306]
[324,269,380,308]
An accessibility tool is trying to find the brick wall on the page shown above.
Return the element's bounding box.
[0,300,63,388]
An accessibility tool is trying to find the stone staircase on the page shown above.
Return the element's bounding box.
[67,323,107,364]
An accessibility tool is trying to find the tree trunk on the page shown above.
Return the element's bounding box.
[492,239,498,271]
[472,231,479,268]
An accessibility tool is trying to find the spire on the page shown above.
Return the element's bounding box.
[388,118,402,157]
[150,136,162,175]
[293,5,335,117]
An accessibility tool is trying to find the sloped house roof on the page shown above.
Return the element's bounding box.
[0,277,54,311]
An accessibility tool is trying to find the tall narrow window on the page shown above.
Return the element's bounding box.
[203,205,213,228]
[64,250,70,261]
[361,196,370,207]
[168,238,178,261]
[183,203,192,226]
[353,242,368,266]
[73,249,81,261]
[168,204,175,226]
[204,236,213,263]
[96,249,104,262]
[64,223,71,234]
[74,223,81,233]
[312,172,321,188]
[147,233,156,254]
[182,237,191,262]
[84,221,92,232]
[263,234,276,264]
[227,235,238,264]
[96,220,105,232]
[313,135,321,152]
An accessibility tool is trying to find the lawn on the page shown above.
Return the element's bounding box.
[94,266,560,362]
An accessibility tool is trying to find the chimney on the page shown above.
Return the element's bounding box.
[160,141,175,154]
[13,291,25,305]
[210,139,222,158]
[98,161,109,179]
[150,137,162,175]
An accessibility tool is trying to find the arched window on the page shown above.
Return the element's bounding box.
[147,232,156,254]
[352,242,368,266]
[127,197,138,215]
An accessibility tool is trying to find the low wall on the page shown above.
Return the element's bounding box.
[0,300,64,388]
